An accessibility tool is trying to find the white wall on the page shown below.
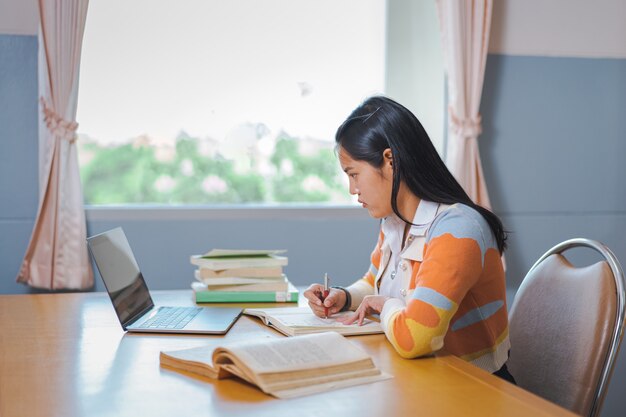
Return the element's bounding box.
[490,0,626,58]
[385,0,445,153]
[0,0,37,35]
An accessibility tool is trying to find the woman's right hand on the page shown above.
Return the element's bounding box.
[303,284,347,318]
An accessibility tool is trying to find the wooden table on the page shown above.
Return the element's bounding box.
[0,291,577,417]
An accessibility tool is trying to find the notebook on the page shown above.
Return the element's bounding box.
[87,227,242,334]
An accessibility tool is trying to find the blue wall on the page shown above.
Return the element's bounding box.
[84,209,379,294]
[1,35,626,416]
[0,34,39,293]
[481,54,626,288]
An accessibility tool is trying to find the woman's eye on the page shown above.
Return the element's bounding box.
[350,173,357,179]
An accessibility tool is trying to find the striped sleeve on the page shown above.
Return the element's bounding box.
[345,229,383,310]
[380,206,492,358]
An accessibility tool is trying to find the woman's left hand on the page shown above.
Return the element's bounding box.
[336,295,390,326]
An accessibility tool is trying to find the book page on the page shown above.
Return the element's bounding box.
[160,334,276,378]
[223,332,370,374]
[160,345,220,379]
[273,372,392,399]
[277,312,377,328]
[244,307,380,329]
[161,344,217,366]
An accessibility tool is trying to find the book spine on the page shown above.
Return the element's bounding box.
[195,290,299,303]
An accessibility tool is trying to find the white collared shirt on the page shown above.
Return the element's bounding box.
[378,200,441,301]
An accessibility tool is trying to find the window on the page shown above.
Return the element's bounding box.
[76,0,386,205]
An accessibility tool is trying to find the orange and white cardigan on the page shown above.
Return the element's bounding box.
[346,201,510,372]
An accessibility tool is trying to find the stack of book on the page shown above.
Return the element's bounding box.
[190,249,298,303]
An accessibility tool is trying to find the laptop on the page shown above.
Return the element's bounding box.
[87,227,242,334]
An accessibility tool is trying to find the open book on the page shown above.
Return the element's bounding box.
[243,307,383,336]
[159,332,391,398]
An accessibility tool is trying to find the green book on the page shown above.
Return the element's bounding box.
[192,281,299,303]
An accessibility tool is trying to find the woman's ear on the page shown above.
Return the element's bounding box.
[383,148,393,167]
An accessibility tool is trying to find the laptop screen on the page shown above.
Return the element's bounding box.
[87,228,154,326]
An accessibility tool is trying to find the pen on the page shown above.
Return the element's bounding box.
[322,273,330,318]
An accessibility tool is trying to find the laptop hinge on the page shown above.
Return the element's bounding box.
[123,303,156,329]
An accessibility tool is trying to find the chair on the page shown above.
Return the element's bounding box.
[508,238,626,417]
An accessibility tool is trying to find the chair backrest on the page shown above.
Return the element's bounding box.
[508,239,625,417]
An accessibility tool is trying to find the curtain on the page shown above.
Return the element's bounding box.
[17,0,92,290]
[436,0,493,208]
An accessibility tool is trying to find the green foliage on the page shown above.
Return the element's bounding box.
[78,131,349,205]
[81,143,157,204]
[270,134,345,203]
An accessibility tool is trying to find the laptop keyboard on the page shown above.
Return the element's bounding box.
[141,307,202,330]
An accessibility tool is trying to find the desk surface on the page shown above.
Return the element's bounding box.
[0,291,577,417]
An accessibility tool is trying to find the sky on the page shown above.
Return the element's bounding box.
[76,0,386,145]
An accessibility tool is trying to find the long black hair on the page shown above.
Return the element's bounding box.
[335,95,507,253]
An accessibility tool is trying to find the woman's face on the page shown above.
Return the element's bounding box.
[338,146,394,219]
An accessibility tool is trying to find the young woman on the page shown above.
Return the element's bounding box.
[303,95,515,382]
